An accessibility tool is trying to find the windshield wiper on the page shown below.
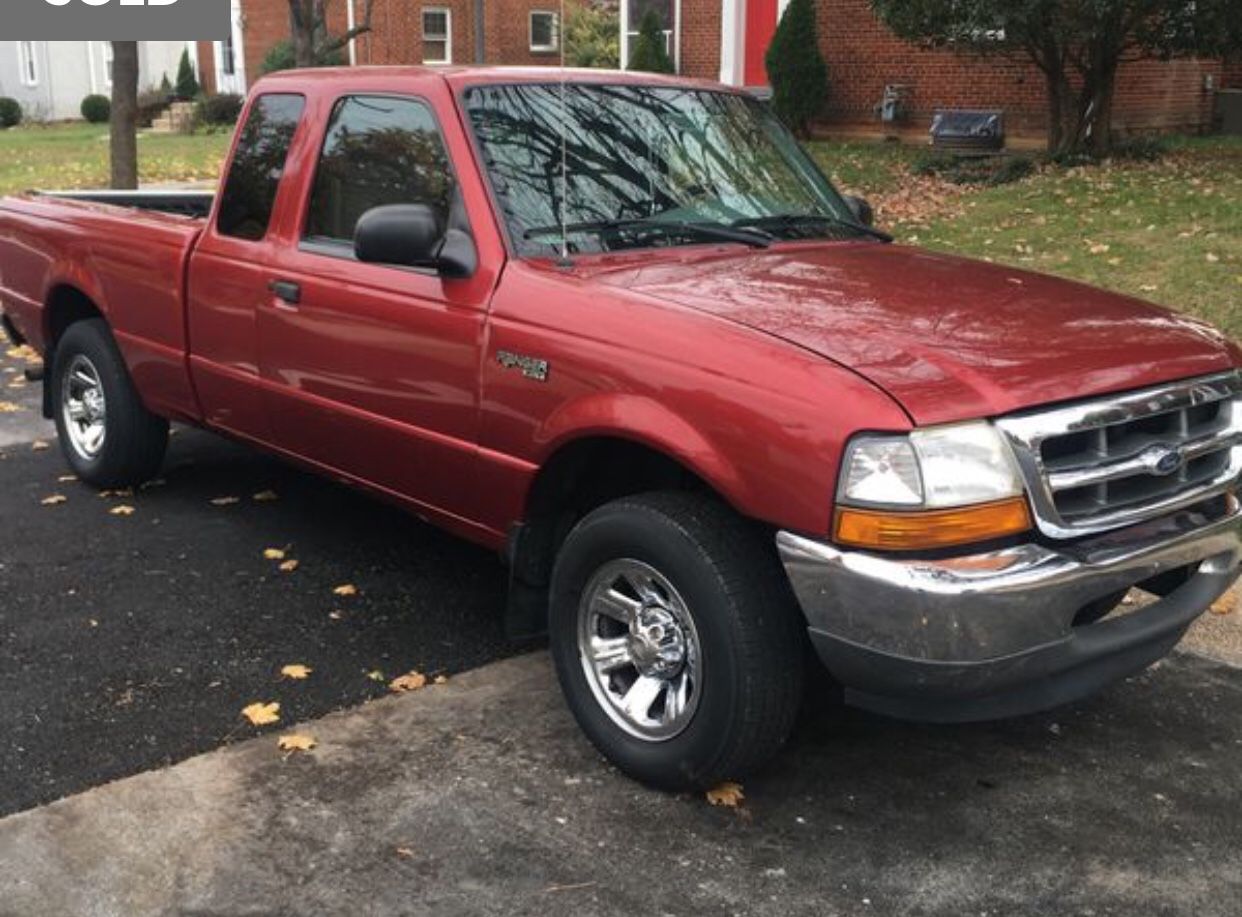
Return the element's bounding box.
[523,217,772,249]
[731,213,893,243]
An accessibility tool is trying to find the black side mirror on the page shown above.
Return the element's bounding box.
[355,204,477,279]
[844,195,874,227]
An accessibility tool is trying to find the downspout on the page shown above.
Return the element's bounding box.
[346,0,358,66]
[474,0,485,63]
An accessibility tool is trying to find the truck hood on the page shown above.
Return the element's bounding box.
[585,243,1238,425]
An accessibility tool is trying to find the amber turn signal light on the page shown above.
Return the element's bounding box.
[834,497,1033,551]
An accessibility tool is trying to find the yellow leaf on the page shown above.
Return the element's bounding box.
[281,663,312,680]
[41,494,67,506]
[333,584,358,597]
[109,505,136,516]
[242,701,281,725]
[433,675,448,685]
[389,671,427,693]
[252,490,279,502]
[211,496,240,506]
[705,782,745,808]
[0,401,20,413]
[366,669,385,682]
[277,733,316,753]
[278,559,300,573]
[263,548,286,560]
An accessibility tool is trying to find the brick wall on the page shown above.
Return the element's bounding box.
[241,0,349,85]
[1223,59,1242,89]
[678,0,1221,139]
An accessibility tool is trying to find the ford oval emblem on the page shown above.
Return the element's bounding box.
[1141,443,1185,477]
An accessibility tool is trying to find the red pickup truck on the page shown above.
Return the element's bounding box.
[2,67,1240,789]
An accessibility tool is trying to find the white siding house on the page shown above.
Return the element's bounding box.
[0,41,189,122]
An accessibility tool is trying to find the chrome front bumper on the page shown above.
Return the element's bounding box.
[777,498,1242,722]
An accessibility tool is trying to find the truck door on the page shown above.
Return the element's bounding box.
[256,92,494,529]
[187,92,307,443]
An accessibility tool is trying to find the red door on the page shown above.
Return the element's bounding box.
[744,0,780,87]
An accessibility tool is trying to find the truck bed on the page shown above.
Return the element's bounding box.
[39,189,214,219]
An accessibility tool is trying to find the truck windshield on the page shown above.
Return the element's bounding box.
[464,83,865,256]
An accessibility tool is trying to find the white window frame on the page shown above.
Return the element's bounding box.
[18,41,39,88]
[619,0,681,73]
[529,11,560,54]
[103,42,114,88]
[422,7,453,65]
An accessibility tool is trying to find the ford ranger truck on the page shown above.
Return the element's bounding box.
[1,68,1239,790]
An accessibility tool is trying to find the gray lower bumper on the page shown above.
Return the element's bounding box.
[777,499,1242,722]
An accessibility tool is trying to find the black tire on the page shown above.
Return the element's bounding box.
[51,318,168,487]
[549,492,807,790]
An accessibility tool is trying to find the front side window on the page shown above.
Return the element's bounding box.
[422,8,452,64]
[304,95,454,245]
[19,41,38,86]
[217,94,306,241]
[529,12,559,53]
[465,83,857,256]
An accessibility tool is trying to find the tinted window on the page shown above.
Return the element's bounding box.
[217,94,306,241]
[305,95,454,244]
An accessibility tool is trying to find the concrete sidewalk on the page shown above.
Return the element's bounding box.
[3,652,1242,917]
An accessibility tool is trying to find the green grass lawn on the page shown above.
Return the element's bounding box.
[0,122,230,196]
[810,137,1242,340]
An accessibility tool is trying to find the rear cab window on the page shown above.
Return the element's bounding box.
[302,94,457,254]
[216,93,307,241]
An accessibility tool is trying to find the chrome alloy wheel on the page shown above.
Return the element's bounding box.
[61,354,107,461]
[577,558,702,741]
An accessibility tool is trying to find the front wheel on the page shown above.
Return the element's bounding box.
[52,318,169,487]
[549,492,807,790]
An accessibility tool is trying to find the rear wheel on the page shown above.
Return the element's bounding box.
[549,492,806,790]
[52,319,168,487]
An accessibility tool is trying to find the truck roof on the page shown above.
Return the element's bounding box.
[253,65,736,95]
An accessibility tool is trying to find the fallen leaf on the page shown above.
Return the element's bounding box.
[333,584,358,597]
[278,559,300,573]
[433,675,448,685]
[109,505,136,516]
[242,701,281,725]
[1210,593,1236,616]
[281,663,312,680]
[0,401,21,413]
[252,490,279,502]
[1088,243,1110,255]
[277,733,316,753]
[263,548,286,561]
[706,781,745,808]
[366,669,385,682]
[390,671,427,693]
[57,474,77,482]
[395,846,416,859]
[31,440,49,451]
[99,488,133,499]
[328,610,343,621]
[41,494,67,506]
[1205,252,1220,263]
[210,496,240,506]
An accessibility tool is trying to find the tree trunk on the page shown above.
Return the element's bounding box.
[1085,65,1118,157]
[289,0,316,68]
[109,41,139,191]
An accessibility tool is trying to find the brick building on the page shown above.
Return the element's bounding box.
[193,0,1229,141]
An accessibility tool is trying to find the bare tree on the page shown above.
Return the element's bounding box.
[110,41,139,190]
[288,0,378,68]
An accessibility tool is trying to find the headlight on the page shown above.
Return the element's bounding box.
[836,422,1030,550]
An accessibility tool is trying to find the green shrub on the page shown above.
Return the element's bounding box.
[160,73,173,95]
[765,0,828,138]
[627,9,674,73]
[911,153,1035,186]
[1110,135,1167,162]
[195,93,245,127]
[175,49,200,100]
[0,97,21,129]
[81,94,112,124]
[259,39,346,75]
[137,89,170,128]
[565,0,620,68]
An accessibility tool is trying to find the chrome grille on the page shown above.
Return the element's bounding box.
[996,372,1242,538]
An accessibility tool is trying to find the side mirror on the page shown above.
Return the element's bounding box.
[354,204,477,279]
[844,195,874,227]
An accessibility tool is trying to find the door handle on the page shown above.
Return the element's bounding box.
[268,280,301,306]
